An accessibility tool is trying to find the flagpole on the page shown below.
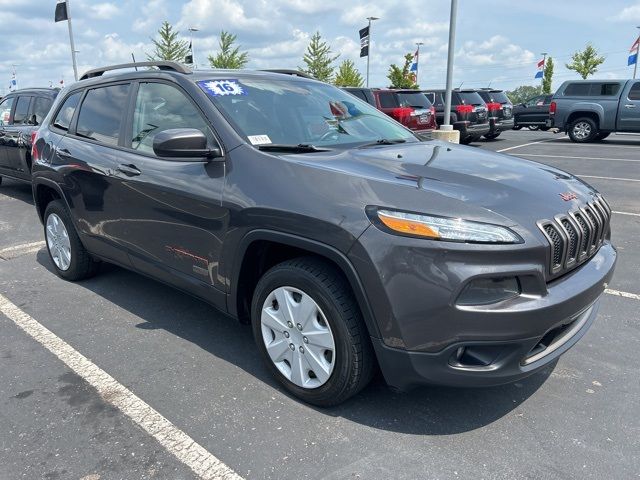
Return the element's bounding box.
[415,42,424,86]
[65,0,79,81]
[366,16,379,87]
[634,27,640,79]
[540,52,547,90]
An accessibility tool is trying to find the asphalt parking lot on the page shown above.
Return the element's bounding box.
[1,129,638,480]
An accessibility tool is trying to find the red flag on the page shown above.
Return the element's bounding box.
[537,58,545,68]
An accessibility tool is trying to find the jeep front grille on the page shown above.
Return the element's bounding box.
[539,196,611,279]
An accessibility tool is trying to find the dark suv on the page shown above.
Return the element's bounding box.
[423,89,490,143]
[343,87,437,137]
[0,88,58,185]
[513,94,553,131]
[32,62,616,406]
[475,89,514,139]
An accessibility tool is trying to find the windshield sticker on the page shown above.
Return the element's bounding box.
[198,80,246,97]
[248,135,272,145]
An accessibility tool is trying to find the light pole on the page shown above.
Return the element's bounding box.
[540,52,547,90]
[188,27,199,68]
[634,26,640,79]
[442,0,458,128]
[366,16,379,87]
[66,0,79,81]
[415,41,424,86]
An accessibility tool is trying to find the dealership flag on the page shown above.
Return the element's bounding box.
[359,26,370,57]
[534,58,545,78]
[55,1,68,22]
[410,49,419,72]
[628,37,639,66]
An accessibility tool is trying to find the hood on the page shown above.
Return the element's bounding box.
[288,141,599,228]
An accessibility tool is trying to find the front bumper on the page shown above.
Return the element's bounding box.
[348,226,617,390]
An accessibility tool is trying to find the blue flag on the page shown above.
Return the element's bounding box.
[534,70,543,79]
[628,53,638,66]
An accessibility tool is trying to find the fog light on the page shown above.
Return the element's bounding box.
[457,277,520,306]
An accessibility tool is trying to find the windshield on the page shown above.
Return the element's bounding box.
[458,92,485,106]
[397,92,432,109]
[198,77,418,148]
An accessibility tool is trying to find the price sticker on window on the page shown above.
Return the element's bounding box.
[198,80,246,97]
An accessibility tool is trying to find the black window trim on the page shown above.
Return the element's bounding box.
[48,89,85,135]
[120,79,225,160]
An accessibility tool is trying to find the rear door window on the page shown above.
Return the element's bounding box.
[76,84,130,146]
[378,92,397,108]
[0,96,15,125]
[629,82,640,100]
[31,96,53,126]
[13,96,32,125]
[53,92,82,131]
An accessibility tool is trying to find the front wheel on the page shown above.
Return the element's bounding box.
[44,200,99,281]
[568,117,598,143]
[251,257,374,407]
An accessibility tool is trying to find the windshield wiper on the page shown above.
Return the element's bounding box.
[256,143,328,153]
[359,138,408,147]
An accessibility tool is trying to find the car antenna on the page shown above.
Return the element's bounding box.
[131,53,138,71]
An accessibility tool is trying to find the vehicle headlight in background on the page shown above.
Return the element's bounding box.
[375,209,522,244]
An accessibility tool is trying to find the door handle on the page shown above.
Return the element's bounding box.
[116,163,141,177]
[624,104,637,108]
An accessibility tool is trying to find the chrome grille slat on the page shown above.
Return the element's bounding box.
[539,199,611,279]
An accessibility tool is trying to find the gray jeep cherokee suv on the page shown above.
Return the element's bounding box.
[31,62,616,406]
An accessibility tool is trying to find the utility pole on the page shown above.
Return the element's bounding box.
[540,52,547,90]
[415,41,424,86]
[189,26,199,69]
[634,26,640,79]
[365,16,379,87]
[66,0,79,81]
[442,0,458,128]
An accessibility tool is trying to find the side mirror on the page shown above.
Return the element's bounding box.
[153,128,223,161]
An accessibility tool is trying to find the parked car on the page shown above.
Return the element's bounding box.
[474,89,514,139]
[342,87,437,137]
[423,89,490,144]
[548,80,640,142]
[32,62,616,406]
[0,88,59,185]
[512,94,553,131]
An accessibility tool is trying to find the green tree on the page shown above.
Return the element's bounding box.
[387,53,418,89]
[148,21,190,62]
[542,57,554,94]
[208,31,249,69]
[300,31,339,82]
[565,44,605,79]
[506,85,542,104]
[333,60,364,87]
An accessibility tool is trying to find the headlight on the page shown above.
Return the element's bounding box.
[374,208,522,244]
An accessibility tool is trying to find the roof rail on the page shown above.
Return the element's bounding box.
[80,61,191,81]
[260,69,316,80]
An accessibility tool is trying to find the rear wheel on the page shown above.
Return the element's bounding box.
[528,125,540,131]
[484,132,501,140]
[540,126,550,131]
[568,117,598,143]
[44,200,99,281]
[0,176,2,186]
[251,257,374,407]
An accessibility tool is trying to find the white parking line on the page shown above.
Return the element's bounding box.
[605,288,640,301]
[613,211,640,217]
[496,138,557,153]
[0,241,46,260]
[577,175,640,183]
[0,294,243,480]
[516,154,640,163]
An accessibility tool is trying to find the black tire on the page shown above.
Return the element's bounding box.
[43,200,99,281]
[0,176,2,186]
[484,132,501,140]
[512,125,523,130]
[528,125,540,131]
[568,117,598,143]
[594,132,610,141]
[540,126,550,131]
[251,257,375,407]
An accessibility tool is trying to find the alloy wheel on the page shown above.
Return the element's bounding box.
[573,122,592,140]
[46,213,72,271]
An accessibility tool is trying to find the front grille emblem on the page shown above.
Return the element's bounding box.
[559,192,578,201]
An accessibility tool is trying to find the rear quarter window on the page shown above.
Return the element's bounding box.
[52,92,82,131]
[563,83,591,96]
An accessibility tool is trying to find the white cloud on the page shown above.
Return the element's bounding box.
[610,2,640,21]
[88,2,120,20]
[132,0,169,34]
[178,0,269,33]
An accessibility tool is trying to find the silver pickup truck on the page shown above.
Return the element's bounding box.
[548,80,640,142]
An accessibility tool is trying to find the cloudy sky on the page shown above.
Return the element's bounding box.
[1,0,640,95]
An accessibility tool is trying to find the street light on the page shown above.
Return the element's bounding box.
[188,26,199,68]
[415,42,424,86]
[366,16,379,87]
